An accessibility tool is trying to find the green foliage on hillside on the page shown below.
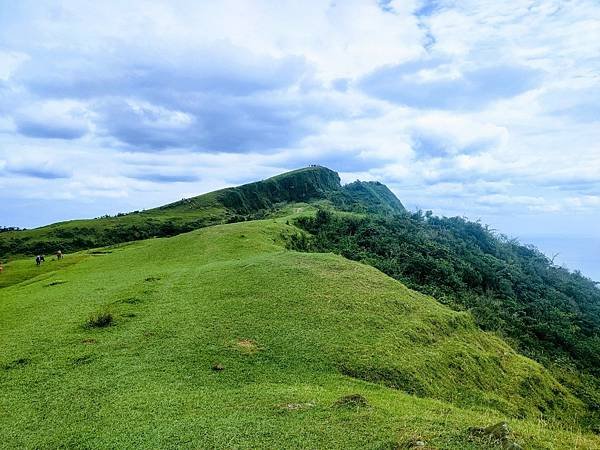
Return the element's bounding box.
[216,166,342,214]
[291,209,600,412]
[331,180,406,214]
[1,220,597,448]
[155,166,343,216]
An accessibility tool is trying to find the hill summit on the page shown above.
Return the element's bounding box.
[159,165,404,216]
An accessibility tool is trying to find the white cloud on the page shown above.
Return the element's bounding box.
[0,50,29,81]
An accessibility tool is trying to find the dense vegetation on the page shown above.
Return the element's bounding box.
[0,213,224,258]
[328,180,406,215]
[162,166,342,215]
[0,227,24,233]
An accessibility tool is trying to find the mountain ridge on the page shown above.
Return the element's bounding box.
[0,166,404,258]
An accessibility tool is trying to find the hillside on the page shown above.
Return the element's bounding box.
[330,180,406,214]
[1,218,599,449]
[0,166,404,258]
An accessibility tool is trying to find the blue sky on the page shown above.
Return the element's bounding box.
[1,0,600,279]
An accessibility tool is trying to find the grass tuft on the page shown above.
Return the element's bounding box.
[85,309,114,328]
[70,355,94,365]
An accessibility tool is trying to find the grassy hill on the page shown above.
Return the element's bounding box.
[1,217,599,449]
[0,166,404,259]
[2,167,600,448]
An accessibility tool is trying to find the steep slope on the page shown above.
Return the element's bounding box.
[0,166,404,258]
[1,218,596,449]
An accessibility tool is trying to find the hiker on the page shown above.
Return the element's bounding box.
[36,255,41,266]
[56,250,63,260]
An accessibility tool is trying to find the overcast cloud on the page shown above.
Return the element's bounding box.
[1,0,599,277]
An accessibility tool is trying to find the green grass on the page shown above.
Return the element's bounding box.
[0,253,87,288]
[1,219,598,449]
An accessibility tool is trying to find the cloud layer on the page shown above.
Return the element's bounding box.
[1,0,599,256]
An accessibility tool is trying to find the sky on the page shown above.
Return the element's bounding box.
[1,0,599,279]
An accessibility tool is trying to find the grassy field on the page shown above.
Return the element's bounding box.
[1,219,599,449]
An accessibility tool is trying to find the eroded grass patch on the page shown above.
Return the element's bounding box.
[235,338,260,354]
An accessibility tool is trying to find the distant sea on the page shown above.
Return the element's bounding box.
[521,235,600,282]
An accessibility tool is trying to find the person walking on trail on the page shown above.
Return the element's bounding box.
[56,250,63,260]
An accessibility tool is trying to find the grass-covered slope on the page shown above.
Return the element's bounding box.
[0,206,228,260]
[1,219,597,449]
[0,166,339,258]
